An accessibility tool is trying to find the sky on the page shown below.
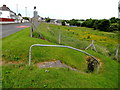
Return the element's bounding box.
[0,0,119,20]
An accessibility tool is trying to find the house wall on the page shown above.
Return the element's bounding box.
[0,10,10,18]
[0,10,16,19]
[10,12,16,19]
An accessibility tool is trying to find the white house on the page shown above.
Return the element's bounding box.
[15,13,23,23]
[0,5,16,22]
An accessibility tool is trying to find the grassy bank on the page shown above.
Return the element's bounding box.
[34,23,118,58]
[2,24,118,88]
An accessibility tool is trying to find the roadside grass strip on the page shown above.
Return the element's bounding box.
[1,24,119,88]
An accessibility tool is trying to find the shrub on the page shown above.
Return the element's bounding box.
[98,19,110,32]
[109,23,119,32]
[61,20,66,26]
[45,17,51,22]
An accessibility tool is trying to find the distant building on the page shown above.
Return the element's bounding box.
[16,13,23,23]
[65,22,70,26]
[0,5,16,21]
[38,16,45,21]
[118,1,120,19]
[50,19,62,25]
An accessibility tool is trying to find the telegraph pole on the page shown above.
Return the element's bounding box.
[16,4,18,14]
[25,7,27,17]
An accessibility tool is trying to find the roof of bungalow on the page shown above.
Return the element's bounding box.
[0,5,16,15]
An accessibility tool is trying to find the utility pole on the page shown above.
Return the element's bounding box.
[25,7,27,17]
[16,4,18,14]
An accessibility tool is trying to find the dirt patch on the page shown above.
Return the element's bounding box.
[0,60,3,66]
[0,58,5,66]
[36,60,82,72]
[6,61,21,64]
[0,60,23,66]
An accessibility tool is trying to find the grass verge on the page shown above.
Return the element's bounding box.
[1,25,119,88]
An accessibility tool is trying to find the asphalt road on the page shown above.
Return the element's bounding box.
[0,22,31,38]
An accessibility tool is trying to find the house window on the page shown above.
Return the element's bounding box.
[0,12,2,16]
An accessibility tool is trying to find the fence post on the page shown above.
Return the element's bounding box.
[30,23,33,37]
[29,46,32,66]
[85,40,97,52]
[30,18,33,37]
[115,44,119,60]
[58,30,61,44]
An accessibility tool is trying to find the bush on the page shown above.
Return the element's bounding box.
[109,17,117,23]
[98,19,110,32]
[61,20,66,26]
[32,32,40,38]
[109,23,119,32]
[69,19,79,26]
[45,17,51,22]
[23,17,29,20]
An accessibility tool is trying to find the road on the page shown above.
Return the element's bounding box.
[0,22,31,38]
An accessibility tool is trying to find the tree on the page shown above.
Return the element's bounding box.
[109,17,117,23]
[93,20,100,30]
[45,17,51,22]
[18,13,22,16]
[109,23,119,32]
[23,17,29,20]
[79,19,85,21]
[81,19,96,28]
[118,19,120,31]
[69,19,80,26]
[69,19,77,26]
[61,20,66,26]
[98,19,110,32]
[76,22,81,27]
[86,19,94,28]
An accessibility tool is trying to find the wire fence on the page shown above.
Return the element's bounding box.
[28,18,120,73]
[30,18,119,62]
[30,17,40,37]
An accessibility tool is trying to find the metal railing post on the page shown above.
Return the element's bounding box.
[29,46,32,66]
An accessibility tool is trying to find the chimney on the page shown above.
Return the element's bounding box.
[3,5,6,7]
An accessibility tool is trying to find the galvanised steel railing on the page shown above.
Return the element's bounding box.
[29,44,100,73]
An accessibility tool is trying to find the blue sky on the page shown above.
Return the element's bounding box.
[0,0,119,20]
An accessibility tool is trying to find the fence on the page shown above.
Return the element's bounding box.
[30,17,40,37]
[30,20,119,61]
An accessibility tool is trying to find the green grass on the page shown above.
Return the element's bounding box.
[2,28,87,70]
[2,62,118,88]
[1,24,119,88]
[35,23,118,58]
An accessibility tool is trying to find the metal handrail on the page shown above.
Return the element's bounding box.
[29,44,100,73]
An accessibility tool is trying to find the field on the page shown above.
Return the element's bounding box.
[34,23,118,58]
[1,23,119,88]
